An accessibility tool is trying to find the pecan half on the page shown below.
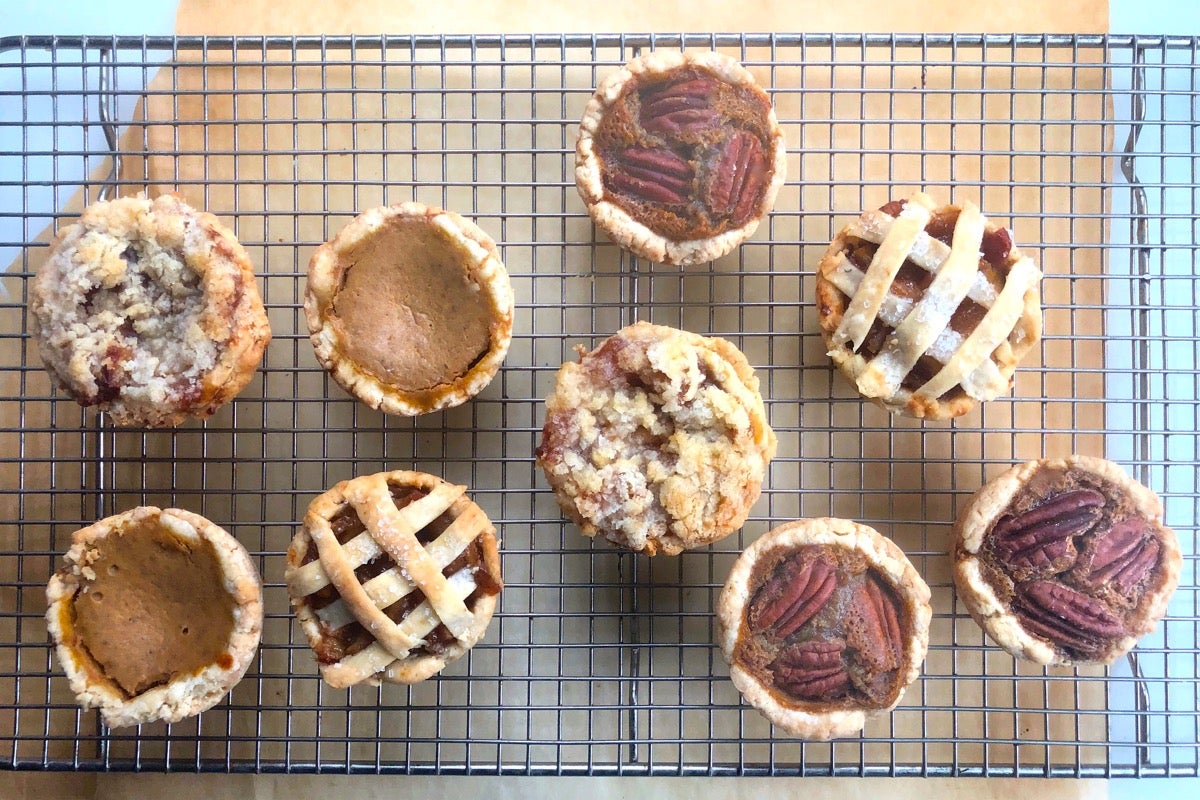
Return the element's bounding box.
[704,130,768,226]
[606,147,694,205]
[1013,580,1126,655]
[845,576,902,672]
[1075,517,1160,596]
[769,638,850,700]
[640,77,721,136]
[991,488,1105,574]
[748,555,836,640]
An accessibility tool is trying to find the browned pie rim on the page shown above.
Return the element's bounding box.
[574,49,787,266]
[951,454,1182,666]
[716,517,932,740]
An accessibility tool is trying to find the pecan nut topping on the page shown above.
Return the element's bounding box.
[846,577,903,672]
[769,639,850,700]
[747,555,836,639]
[990,488,1105,575]
[1074,517,1161,596]
[704,130,768,226]
[640,77,722,136]
[607,147,694,205]
[1012,580,1126,656]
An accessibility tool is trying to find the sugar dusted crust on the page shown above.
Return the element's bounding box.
[536,321,776,556]
[815,196,1042,420]
[304,203,514,416]
[952,455,1182,666]
[716,518,932,740]
[575,50,787,266]
[45,507,263,728]
[30,194,271,427]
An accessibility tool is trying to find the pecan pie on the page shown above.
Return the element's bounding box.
[816,192,1043,419]
[30,194,271,427]
[286,470,503,687]
[304,203,514,416]
[536,321,776,556]
[575,50,786,266]
[45,507,263,728]
[954,455,1181,665]
[717,518,932,740]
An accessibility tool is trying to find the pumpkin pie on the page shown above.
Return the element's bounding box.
[304,203,514,416]
[45,506,263,728]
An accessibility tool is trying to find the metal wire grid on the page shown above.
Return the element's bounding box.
[0,33,1196,778]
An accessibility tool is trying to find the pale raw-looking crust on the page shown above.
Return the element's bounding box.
[952,455,1182,665]
[537,321,776,556]
[304,203,514,416]
[575,50,787,266]
[45,507,263,728]
[717,518,932,740]
[815,194,1043,420]
[286,470,502,688]
[30,194,271,427]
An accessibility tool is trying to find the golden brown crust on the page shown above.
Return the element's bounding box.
[44,507,263,728]
[716,518,932,740]
[815,193,1042,420]
[304,203,514,416]
[536,321,776,556]
[285,470,502,688]
[575,50,786,266]
[29,194,271,427]
[952,455,1182,665]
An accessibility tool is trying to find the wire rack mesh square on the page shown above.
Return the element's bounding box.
[0,32,1196,778]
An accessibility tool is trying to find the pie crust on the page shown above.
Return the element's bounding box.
[816,192,1043,419]
[953,455,1182,665]
[45,506,263,728]
[286,470,503,688]
[717,518,932,740]
[575,50,787,266]
[536,321,776,556]
[304,203,514,416]
[29,194,271,427]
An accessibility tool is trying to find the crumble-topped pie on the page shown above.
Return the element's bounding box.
[816,192,1043,419]
[717,518,932,740]
[286,470,503,688]
[536,321,776,556]
[304,203,514,416]
[954,455,1181,665]
[576,50,787,266]
[30,194,271,427]
[45,506,263,728]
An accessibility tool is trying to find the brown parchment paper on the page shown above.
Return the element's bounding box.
[0,0,1115,784]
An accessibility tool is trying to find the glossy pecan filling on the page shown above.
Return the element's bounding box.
[736,545,909,709]
[977,467,1165,660]
[593,65,775,241]
[829,200,1017,401]
[300,487,501,664]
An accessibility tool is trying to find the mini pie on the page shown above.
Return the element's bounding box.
[29,194,271,427]
[536,321,776,556]
[815,192,1043,420]
[575,50,787,266]
[304,203,513,416]
[717,518,932,740]
[953,455,1181,666]
[45,507,263,728]
[286,470,503,688]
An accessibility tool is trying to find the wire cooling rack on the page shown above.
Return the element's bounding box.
[0,33,1196,778]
